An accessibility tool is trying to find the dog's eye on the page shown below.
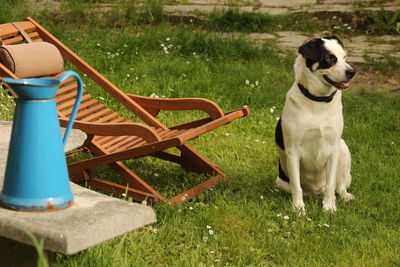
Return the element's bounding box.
[326,54,337,63]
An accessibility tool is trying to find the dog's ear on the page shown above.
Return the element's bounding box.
[324,35,344,49]
[298,38,324,62]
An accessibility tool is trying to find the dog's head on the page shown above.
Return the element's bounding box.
[298,36,355,90]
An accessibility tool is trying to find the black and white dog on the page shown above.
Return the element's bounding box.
[275,36,356,214]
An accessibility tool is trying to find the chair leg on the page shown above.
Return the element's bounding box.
[86,141,167,202]
[168,174,224,203]
[109,161,167,202]
[178,144,224,176]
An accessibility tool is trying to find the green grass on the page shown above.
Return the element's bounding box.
[203,8,322,33]
[1,5,400,266]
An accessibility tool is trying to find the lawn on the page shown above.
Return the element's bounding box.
[0,1,399,266]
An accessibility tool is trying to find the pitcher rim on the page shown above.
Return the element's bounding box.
[2,77,61,87]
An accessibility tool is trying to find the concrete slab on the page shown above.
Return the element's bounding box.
[164,4,254,14]
[276,31,309,50]
[255,7,288,15]
[257,0,316,7]
[0,121,156,255]
[248,32,276,40]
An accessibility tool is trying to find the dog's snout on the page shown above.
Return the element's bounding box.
[346,68,356,80]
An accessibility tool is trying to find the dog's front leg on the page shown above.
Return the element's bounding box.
[286,151,305,215]
[323,146,340,212]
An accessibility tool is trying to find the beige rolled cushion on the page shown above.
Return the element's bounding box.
[0,42,64,78]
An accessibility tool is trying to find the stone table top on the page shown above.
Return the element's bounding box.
[0,120,156,255]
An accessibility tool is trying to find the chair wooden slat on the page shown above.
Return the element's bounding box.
[58,94,93,112]
[1,31,40,45]
[56,82,78,96]
[56,91,77,104]
[95,112,119,123]
[81,108,112,122]
[75,104,105,120]
[104,136,137,151]
[0,21,36,39]
[108,137,145,153]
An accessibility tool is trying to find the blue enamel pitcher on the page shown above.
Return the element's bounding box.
[1,71,83,211]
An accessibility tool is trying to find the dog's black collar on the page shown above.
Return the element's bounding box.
[298,83,337,103]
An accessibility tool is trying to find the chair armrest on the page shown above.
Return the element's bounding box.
[59,119,161,143]
[127,94,225,120]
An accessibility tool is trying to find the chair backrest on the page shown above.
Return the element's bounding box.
[0,18,167,129]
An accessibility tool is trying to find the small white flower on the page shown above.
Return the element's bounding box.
[123,44,128,48]
[193,52,196,55]
[208,229,214,235]
[163,46,168,51]
[318,224,322,227]
[284,215,289,220]
[186,61,190,64]
[391,141,395,145]
[285,232,291,237]
[269,108,274,113]
[267,229,273,232]
[141,200,147,205]
[122,193,127,197]
[203,236,208,242]
[99,96,105,101]
[277,213,282,217]
[116,52,119,56]
[189,206,194,210]
[127,74,130,77]
[245,80,250,85]
[154,173,159,177]
[206,225,212,229]
[210,251,215,254]
[276,117,280,121]
[130,67,134,71]
[166,37,171,41]
[255,81,259,86]
[250,84,255,88]
[255,139,260,142]
[260,195,264,200]
[307,218,312,221]
[324,224,330,228]
[96,43,101,47]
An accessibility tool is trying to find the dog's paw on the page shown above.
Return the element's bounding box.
[340,192,355,202]
[322,198,337,212]
[292,201,306,216]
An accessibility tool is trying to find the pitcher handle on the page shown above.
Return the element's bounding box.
[57,71,84,146]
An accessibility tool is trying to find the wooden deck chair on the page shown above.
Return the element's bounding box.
[0,18,250,203]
